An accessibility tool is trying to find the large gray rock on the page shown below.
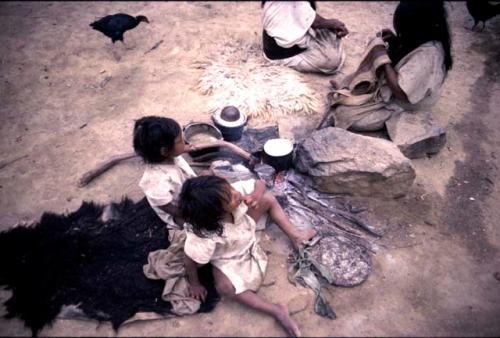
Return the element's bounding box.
[385,111,446,159]
[294,127,415,198]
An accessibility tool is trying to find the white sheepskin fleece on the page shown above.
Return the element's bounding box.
[193,38,327,122]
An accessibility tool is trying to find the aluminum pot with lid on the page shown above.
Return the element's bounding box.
[262,138,294,172]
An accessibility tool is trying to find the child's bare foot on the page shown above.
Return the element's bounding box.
[275,303,301,337]
[292,227,318,249]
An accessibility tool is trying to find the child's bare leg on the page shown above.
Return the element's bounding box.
[212,267,301,337]
[247,192,316,248]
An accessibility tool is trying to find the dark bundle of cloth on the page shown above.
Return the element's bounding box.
[0,197,219,336]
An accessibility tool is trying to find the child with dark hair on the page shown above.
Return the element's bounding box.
[330,0,453,132]
[133,116,197,230]
[179,175,316,337]
[133,116,183,164]
[133,116,252,231]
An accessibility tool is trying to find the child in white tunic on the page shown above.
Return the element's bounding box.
[179,175,316,337]
[134,116,205,314]
[134,116,197,233]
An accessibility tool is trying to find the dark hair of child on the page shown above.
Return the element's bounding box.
[388,0,453,72]
[133,116,181,163]
[179,176,232,238]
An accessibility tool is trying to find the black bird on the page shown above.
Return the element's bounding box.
[90,13,150,43]
[466,0,500,31]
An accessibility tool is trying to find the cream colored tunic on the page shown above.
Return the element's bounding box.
[262,1,345,74]
[350,40,446,131]
[143,229,202,316]
[140,156,199,315]
[184,179,268,295]
[383,40,446,110]
[139,155,196,230]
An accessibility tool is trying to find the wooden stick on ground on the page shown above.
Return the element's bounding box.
[144,39,164,55]
[77,152,137,187]
[0,154,28,170]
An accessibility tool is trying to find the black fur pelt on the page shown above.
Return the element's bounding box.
[0,197,220,336]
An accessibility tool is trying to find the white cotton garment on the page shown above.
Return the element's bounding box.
[262,1,316,48]
[379,40,446,111]
[184,179,268,295]
[139,155,196,230]
[394,40,446,110]
[262,1,345,74]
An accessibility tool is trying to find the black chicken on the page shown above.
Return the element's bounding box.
[90,13,150,43]
[466,0,500,31]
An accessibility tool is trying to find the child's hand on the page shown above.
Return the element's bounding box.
[188,140,226,152]
[188,281,207,302]
[329,18,348,38]
[243,180,266,209]
[243,192,261,209]
[186,143,202,152]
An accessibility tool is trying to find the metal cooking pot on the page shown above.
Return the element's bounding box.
[183,122,222,158]
[212,107,247,142]
[262,138,294,172]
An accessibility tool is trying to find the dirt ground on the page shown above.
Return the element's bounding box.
[0,1,499,337]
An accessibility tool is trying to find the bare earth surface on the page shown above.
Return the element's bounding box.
[1,1,499,337]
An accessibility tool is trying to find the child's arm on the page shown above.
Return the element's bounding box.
[243,179,267,209]
[190,140,260,168]
[367,45,408,102]
[381,61,409,101]
[191,140,252,161]
[158,203,185,226]
[218,140,252,161]
[184,255,207,301]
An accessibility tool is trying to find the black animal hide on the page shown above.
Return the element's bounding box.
[0,197,219,336]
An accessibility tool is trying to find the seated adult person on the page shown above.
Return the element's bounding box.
[330,0,453,132]
[262,1,348,74]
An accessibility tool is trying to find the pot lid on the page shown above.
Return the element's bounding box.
[264,138,293,157]
[213,106,247,128]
